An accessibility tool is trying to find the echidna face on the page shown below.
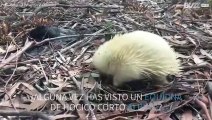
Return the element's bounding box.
[92,42,111,75]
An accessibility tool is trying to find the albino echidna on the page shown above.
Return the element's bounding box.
[92,30,181,87]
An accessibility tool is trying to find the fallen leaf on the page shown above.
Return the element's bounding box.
[4,82,22,101]
[192,54,207,65]
[200,49,212,60]
[28,99,47,110]
[181,110,193,120]
[0,47,5,54]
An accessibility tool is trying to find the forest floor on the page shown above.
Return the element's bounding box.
[0,0,212,120]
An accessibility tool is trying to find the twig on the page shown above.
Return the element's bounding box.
[179,79,212,83]
[38,59,49,83]
[195,99,212,120]
[60,40,83,53]
[73,46,90,62]
[0,41,34,69]
[182,64,212,71]
[36,32,121,46]
[77,29,107,48]
[123,15,145,27]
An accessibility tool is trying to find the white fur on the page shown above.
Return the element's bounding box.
[92,31,181,86]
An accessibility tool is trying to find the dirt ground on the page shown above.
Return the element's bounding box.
[0,0,212,120]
